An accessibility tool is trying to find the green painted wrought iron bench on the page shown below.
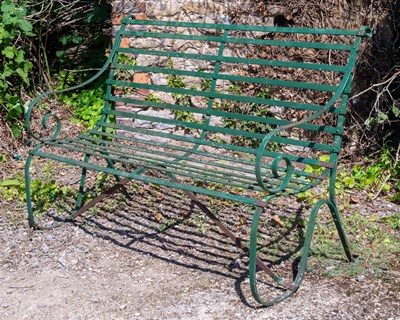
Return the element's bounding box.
[25,16,372,306]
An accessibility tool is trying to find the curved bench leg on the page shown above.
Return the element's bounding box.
[25,153,37,229]
[329,196,353,262]
[249,206,298,306]
[249,198,353,306]
[328,171,353,262]
[164,172,296,296]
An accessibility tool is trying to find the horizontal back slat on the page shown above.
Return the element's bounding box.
[104,95,343,133]
[116,47,348,72]
[112,63,339,92]
[101,110,336,152]
[120,30,353,50]
[122,17,371,37]
[107,79,338,112]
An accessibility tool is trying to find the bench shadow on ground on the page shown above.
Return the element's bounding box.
[56,180,306,307]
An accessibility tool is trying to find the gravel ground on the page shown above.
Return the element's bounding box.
[1,154,399,320]
[1,176,399,320]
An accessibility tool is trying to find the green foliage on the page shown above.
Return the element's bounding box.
[0,0,34,137]
[311,210,400,278]
[349,145,398,195]
[217,84,277,149]
[0,0,112,141]
[146,93,162,103]
[304,155,330,176]
[46,1,111,74]
[382,213,400,230]
[0,175,70,212]
[364,103,400,130]
[58,80,106,129]
[115,53,137,82]
[166,59,199,124]
[298,145,399,203]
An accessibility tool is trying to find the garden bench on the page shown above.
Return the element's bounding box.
[25,16,371,306]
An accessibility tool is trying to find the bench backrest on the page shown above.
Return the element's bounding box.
[97,17,371,170]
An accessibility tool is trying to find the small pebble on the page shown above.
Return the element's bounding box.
[357,274,366,282]
[232,258,241,269]
[41,244,49,253]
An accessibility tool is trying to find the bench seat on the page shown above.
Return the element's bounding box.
[31,130,324,207]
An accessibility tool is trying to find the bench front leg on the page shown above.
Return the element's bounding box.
[249,192,353,306]
[25,152,61,229]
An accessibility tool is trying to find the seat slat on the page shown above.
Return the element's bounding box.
[78,135,320,183]
[44,137,315,193]
[49,140,262,190]
[85,130,331,176]
[92,124,335,168]
[46,140,311,193]
[32,150,266,206]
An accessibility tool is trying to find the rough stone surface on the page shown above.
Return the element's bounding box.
[109,0,289,137]
[134,109,175,130]
[146,0,182,18]
[151,73,169,86]
[182,0,223,15]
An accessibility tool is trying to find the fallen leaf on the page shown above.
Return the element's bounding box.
[239,217,246,226]
[154,213,163,222]
[350,197,360,203]
[272,214,285,228]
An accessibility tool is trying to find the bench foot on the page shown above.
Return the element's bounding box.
[249,198,353,306]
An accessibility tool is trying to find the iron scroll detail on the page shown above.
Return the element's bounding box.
[25,25,128,143]
[255,128,294,193]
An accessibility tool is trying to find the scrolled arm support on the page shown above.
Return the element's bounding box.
[26,59,112,143]
[26,93,63,143]
[25,37,119,143]
[254,44,357,193]
[255,127,294,193]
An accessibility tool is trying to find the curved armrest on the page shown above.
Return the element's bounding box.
[25,54,114,143]
[25,15,133,143]
[255,64,354,193]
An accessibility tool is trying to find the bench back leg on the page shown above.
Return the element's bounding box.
[75,154,91,211]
